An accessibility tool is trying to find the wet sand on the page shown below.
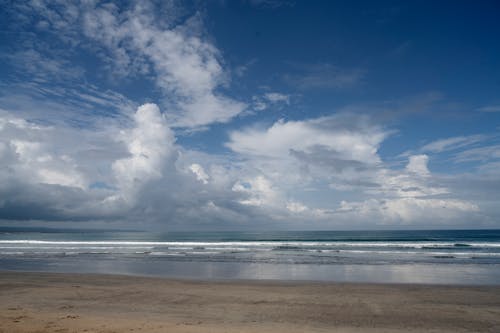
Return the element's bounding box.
[1,271,499,332]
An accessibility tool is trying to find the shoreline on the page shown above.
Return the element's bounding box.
[2,268,500,288]
[1,271,500,332]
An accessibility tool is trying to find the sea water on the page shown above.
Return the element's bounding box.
[1,228,499,284]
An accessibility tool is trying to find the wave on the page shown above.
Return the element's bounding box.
[272,245,302,251]
[1,240,500,260]
[2,240,500,248]
[2,247,500,266]
[453,243,472,247]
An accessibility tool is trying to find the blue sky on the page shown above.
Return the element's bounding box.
[0,0,499,230]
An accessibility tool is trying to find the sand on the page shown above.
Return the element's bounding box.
[1,271,499,333]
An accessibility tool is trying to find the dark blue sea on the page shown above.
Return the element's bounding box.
[1,228,500,284]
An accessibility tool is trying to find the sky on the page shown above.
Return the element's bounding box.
[0,0,499,230]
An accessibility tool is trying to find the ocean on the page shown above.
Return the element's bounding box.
[1,228,500,284]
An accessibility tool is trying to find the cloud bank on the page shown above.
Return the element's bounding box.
[0,1,498,230]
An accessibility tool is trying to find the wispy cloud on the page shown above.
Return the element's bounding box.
[454,145,500,163]
[0,81,136,128]
[476,105,500,113]
[81,3,246,128]
[251,92,291,112]
[411,134,500,169]
[245,0,295,9]
[284,63,363,90]
[9,0,246,129]
[2,49,84,82]
[420,134,487,153]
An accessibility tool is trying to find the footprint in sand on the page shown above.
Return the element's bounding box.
[11,315,28,323]
[58,314,79,320]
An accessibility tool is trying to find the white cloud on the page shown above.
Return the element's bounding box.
[0,104,181,222]
[477,161,500,175]
[0,115,86,189]
[375,169,446,198]
[81,3,246,128]
[227,115,386,163]
[1,1,496,229]
[112,103,174,203]
[252,99,268,111]
[11,139,85,189]
[189,163,209,184]
[383,198,479,222]
[337,197,479,225]
[454,144,500,163]
[421,135,486,153]
[232,176,280,207]
[477,105,500,113]
[225,116,484,226]
[0,107,493,227]
[5,49,84,82]
[225,115,390,207]
[335,153,481,225]
[264,92,290,104]
[177,94,246,127]
[8,1,246,128]
[286,201,308,213]
[406,154,430,176]
[251,92,290,112]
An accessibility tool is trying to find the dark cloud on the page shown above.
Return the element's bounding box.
[290,146,370,173]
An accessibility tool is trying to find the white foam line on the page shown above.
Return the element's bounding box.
[0,240,499,248]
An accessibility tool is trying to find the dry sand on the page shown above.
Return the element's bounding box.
[1,271,499,333]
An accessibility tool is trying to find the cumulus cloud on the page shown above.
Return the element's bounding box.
[326,152,484,225]
[0,104,287,227]
[189,163,209,184]
[0,1,497,229]
[111,104,175,203]
[336,197,479,226]
[383,198,479,222]
[286,201,309,213]
[406,155,430,177]
[0,105,494,228]
[224,114,488,226]
[232,176,280,207]
[226,114,387,193]
[0,112,122,221]
[0,105,155,217]
[0,114,86,189]
[227,114,385,163]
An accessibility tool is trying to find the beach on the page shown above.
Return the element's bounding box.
[1,271,499,333]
